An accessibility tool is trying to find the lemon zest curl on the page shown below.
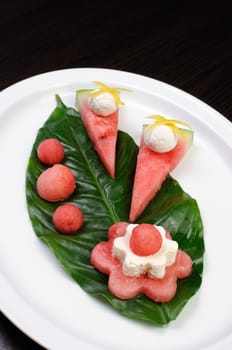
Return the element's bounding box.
[146,115,192,139]
[90,81,132,105]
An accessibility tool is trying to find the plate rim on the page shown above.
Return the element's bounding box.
[0,67,231,145]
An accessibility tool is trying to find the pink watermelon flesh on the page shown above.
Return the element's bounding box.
[129,137,188,222]
[76,92,118,178]
[90,222,192,302]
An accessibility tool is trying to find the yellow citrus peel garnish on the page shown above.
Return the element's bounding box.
[90,81,132,105]
[146,115,192,139]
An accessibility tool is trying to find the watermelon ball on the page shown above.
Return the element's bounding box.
[129,224,162,256]
[53,204,83,234]
[37,138,64,165]
[36,164,76,202]
[108,222,128,239]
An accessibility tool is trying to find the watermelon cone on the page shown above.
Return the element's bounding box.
[76,89,118,178]
[129,124,193,222]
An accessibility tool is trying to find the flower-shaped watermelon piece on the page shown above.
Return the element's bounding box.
[90,222,192,303]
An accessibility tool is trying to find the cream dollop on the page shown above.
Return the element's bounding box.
[113,224,178,278]
[143,124,178,153]
[88,91,118,116]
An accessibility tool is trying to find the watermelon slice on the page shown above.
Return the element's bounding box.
[129,127,193,222]
[75,89,118,178]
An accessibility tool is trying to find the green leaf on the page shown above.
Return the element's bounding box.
[26,96,204,326]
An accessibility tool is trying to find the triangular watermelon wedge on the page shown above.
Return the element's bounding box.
[76,90,118,178]
[129,128,193,222]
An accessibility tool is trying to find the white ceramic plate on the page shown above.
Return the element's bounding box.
[0,68,232,350]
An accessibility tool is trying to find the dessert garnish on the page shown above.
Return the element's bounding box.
[143,115,192,153]
[88,80,132,115]
[53,203,83,234]
[37,138,64,165]
[91,222,192,302]
[36,164,76,202]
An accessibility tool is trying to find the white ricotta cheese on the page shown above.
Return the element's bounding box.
[88,91,118,116]
[143,124,178,153]
[112,224,178,278]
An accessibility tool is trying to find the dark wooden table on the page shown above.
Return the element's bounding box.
[0,1,231,349]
